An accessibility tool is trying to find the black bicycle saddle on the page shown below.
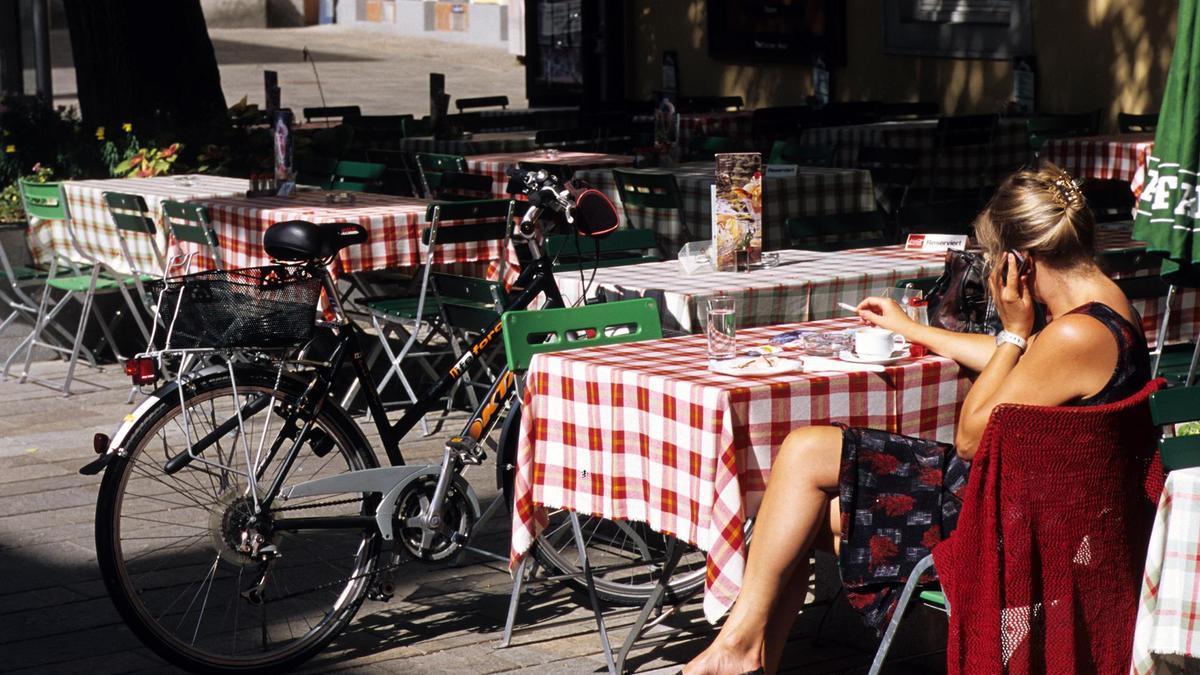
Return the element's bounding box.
[263,220,368,262]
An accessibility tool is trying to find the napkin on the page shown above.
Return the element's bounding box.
[801,356,887,374]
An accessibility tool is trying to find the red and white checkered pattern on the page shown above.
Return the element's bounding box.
[1042,133,1154,186]
[32,175,249,275]
[508,317,971,622]
[799,118,1030,190]
[573,163,876,255]
[186,191,508,280]
[465,151,635,198]
[397,131,539,156]
[1131,467,1200,675]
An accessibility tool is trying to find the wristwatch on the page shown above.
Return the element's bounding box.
[995,330,1028,352]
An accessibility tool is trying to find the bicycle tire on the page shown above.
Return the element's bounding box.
[499,403,735,606]
[95,367,380,674]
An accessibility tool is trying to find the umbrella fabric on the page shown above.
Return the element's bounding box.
[1134,0,1200,267]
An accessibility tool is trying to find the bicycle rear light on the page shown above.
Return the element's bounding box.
[125,357,158,386]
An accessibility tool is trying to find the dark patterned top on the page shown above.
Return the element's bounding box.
[835,301,1152,632]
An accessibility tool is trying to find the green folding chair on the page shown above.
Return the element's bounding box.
[787,211,890,251]
[332,160,386,193]
[414,152,468,198]
[1150,385,1200,471]
[545,228,663,272]
[611,169,693,254]
[161,200,224,271]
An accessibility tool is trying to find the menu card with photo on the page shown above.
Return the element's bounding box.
[653,94,681,165]
[713,153,763,271]
[272,109,294,184]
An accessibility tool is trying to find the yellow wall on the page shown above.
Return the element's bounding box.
[627,0,1177,130]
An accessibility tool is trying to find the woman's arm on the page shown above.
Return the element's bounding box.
[855,298,997,372]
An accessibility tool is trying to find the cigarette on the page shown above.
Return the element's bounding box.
[838,302,858,313]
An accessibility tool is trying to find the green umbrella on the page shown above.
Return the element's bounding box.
[1134,0,1200,271]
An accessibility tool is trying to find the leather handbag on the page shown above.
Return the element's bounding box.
[926,250,1002,335]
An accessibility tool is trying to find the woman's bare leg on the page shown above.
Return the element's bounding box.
[683,426,844,675]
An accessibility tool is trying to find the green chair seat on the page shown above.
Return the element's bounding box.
[919,590,946,607]
[12,265,48,281]
[46,273,153,292]
[361,296,443,320]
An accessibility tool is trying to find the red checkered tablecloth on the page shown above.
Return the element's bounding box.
[509,317,971,622]
[799,118,1029,190]
[573,163,876,256]
[1131,467,1200,675]
[33,175,249,274]
[1042,133,1154,189]
[465,151,635,198]
[397,131,539,156]
[186,191,508,279]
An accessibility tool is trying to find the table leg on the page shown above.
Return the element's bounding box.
[570,510,618,675]
[499,555,528,648]
[614,535,685,674]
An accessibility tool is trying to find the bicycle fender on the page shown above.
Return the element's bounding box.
[79,365,229,476]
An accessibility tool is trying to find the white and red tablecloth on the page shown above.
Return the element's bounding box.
[798,117,1029,190]
[509,317,971,622]
[186,191,508,279]
[1042,133,1155,191]
[397,131,539,156]
[465,151,635,198]
[32,175,249,274]
[1131,467,1200,675]
[572,163,876,256]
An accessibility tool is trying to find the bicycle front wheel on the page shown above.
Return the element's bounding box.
[95,367,380,673]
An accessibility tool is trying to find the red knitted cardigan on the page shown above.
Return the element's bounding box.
[933,378,1165,675]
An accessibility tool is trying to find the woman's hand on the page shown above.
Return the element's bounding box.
[990,252,1035,339]
[856,296,917,334]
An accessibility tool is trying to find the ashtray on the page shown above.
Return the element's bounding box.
[325,191,357,205]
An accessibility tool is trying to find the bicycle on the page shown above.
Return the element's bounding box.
[80,170,712,673]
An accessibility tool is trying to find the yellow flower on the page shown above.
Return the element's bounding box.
[95,126,106,140]
[121,122,132,133]
[3,145,14,154]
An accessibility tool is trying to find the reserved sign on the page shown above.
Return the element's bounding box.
[905,233,969,252]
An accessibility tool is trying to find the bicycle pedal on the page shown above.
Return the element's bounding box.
[445,436,486,465]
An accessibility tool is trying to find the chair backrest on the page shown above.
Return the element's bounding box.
[1149,385,1200,471]
[17,179,67,221]
[934,113,1000,149]
[102,192,157,235]
[431,272,505,333]
[333,160,386,192]
[1117,111,1158,134]
[768,140,836,166]
[303,105,362,123]
[161,200,223,269]
[545,228,662,271]
[1027,110,1101,151]
[415,152,469,195]
[786,210,888,251]
[612,169,684,212]
[455,95,509,112]
[501,298,663,372]
[365,149,421,197]
[423,199,515,246]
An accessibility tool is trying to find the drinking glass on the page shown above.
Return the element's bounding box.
[706,296,737,360]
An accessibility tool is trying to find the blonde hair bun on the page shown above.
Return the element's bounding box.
[973,162,1095,267]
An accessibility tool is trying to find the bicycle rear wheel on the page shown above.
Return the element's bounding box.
[95,367,380,673]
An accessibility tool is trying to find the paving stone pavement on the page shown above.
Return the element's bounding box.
[0,358,945,674]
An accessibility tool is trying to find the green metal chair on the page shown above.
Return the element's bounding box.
[1027,110,1101,156]
[767,140,836,167]
[786,211,889,251]
[501,297,663,374]
[1149,385,1200,471]
[414,152,468,197]
[544,229,663,272]
[332,160,386,193]
[161,200,224,271]
[358,199,516,433]
[611,169,693,253]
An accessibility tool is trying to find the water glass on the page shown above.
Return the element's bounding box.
[706,296,737,360]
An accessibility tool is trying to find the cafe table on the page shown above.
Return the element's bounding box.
[31,174,250,275]
[184,191,508,279]
[1042,132,1156,198]
[464,151,635,198]
[798,117,1030,190]
[396,131,538,156]
[509,316,972,625]
[572,163,876,256]
[1130,466,1200,675]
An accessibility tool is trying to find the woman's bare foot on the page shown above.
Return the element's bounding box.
[682,637,762,675]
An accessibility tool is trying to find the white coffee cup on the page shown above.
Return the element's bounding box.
[854,327,907,359]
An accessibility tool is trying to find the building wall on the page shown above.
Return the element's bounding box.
[339,0,510,49]
[627,0,1177,131]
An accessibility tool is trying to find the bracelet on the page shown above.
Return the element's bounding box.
[995,330,1028,352]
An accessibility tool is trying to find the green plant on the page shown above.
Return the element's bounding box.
[0,97,93,184]
[0,163,54,223]
[111,142,183,178]
[1179,421,1200,436]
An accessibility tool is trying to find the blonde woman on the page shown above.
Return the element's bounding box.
[684,164,1151,674]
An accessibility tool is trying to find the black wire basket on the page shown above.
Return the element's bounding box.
[151,266,322,350]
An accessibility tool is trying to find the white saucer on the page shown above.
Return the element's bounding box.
[710,356,802,376]
[838,348,910,365]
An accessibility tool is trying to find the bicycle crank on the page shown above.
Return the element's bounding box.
[393,474,478,562]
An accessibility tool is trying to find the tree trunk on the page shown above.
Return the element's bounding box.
[61,0,227,136]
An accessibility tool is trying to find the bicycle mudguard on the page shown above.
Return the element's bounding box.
[79,365,230,476]
[496,401,522,511]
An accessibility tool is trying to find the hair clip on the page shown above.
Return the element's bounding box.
[1049,171,1084,209]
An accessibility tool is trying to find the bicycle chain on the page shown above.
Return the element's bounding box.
[266,496,364,513]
